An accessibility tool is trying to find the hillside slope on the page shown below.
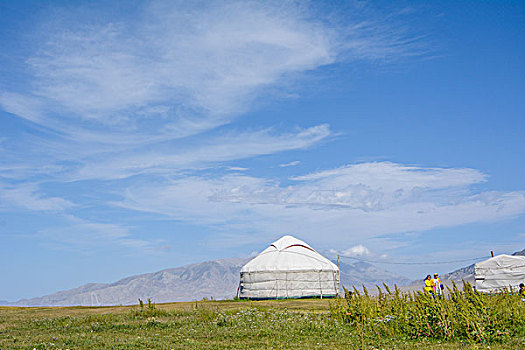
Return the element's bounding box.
[13,258,248,306]
[338,261,411,289]
[10,257,410,306]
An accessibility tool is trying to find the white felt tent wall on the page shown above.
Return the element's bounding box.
[475,254,525,293]
[239,235,340,299]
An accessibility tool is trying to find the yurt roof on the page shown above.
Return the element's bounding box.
[475,254,525,269]
[241,235,338,273]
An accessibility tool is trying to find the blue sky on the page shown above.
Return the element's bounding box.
[1,0,524,301]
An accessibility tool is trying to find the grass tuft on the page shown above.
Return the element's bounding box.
[330,281,525,344]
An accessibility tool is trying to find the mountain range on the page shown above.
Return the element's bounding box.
[4,257,410,306]
[4,248,522,306]
[7,258,249,307]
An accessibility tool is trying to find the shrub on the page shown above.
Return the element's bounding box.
[131,298,169,318]
[330,281,525,344]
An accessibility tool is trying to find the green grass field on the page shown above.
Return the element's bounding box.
[1,296,524,349]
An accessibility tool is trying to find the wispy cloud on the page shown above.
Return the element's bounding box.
[0,1,428,189]
[227,167,249,172]
[70,124,331,180]
[215,162,488,211]
[279,160,301,167]
[1,1,338,143]
[38,215,163,254]
[1,1,423,147]
[0,1,443,258]
[116,162,525,247]
[0,182,74,212]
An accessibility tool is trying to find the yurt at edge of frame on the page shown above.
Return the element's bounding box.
[474,254,525,293]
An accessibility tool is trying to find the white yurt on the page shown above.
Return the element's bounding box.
[474,254,525,293]
[239,235,340,299]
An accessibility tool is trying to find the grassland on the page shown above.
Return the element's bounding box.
[0,296,523,349]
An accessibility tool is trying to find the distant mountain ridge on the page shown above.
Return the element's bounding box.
[339,261,411,289]
[7,257,410,306]
[513,248,525,256]
[11,258,249,307]
[441,264,475,283]
[12,249,522,306]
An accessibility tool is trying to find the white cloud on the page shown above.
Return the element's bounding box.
[227,167,249,172]
[343,244,371,257]
[116,162,525,247]
[213,162,488,211]
[70,124,331,180]
[0,93,48,127]
[329,245,372,257]
[0,1,422,147]
[38,215,162,253]
[0,1,427,192]
[279,160,301,167]
[0,181,164,252]
[292,162,486,189]
[0,183,74,212]
[1,1,338,143]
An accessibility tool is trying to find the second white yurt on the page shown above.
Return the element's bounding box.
[474,254,525,293]
[239,235,339,299]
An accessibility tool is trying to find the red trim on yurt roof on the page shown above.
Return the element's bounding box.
[271,243,315,252]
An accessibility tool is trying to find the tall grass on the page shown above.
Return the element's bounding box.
[330,281,525,344]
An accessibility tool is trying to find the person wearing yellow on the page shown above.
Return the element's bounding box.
[520,283,525,301]
[424,275,435,297]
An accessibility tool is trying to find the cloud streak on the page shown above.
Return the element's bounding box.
[38,215,163,254]
[0,1,423,147]
[68,124,331,180]
[2,1,499,259]
[0,182,74,212]
[279,160,301,168]
[1,1,338,143]
[117,162,525,247]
